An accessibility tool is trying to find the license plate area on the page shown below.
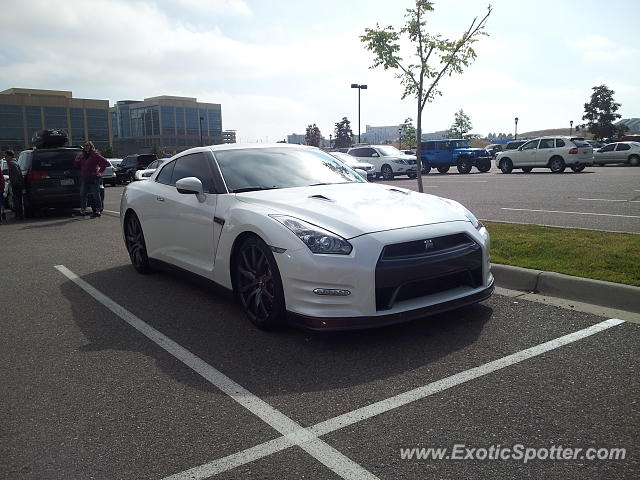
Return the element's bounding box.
[60,179,74,186]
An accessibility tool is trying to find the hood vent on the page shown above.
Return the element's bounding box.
[387,188,410,195]
[309,194,333,202]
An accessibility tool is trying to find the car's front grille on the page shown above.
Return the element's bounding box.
[375,234,483,311]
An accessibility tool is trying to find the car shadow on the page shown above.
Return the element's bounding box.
[59,264,493,397]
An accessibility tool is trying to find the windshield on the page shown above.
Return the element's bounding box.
[449,140,471,149]
[32,150,80,170]
[377,146,402,156]
[214,147,365,193]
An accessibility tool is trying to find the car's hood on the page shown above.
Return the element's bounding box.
[234,183,469,239]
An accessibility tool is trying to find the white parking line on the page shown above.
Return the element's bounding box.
[103,209,120,215]
[501,208,640,219]
[166,319,625,479]
[577,198,628,202]
[54,265,378,480]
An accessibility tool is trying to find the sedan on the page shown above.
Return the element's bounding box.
[594,142,640,166]
[329,151,375,180]
[121,144,493,330]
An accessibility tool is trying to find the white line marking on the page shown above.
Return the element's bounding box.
[501,207,640,219]
[479,219,639,235]
[103,209,120,215]
[426,180,489,183]
[577,198,628,202]
[168,318,625,479]
[54,265,378,480]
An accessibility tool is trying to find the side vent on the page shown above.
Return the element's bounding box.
[309,194,333,202]
[387,188,410,195]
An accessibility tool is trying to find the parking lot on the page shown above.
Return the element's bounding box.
[1,177,638,480]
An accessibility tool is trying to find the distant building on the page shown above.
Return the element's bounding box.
[421,130,450,140]
[222,130,236,144]
[362,124,401,144]
[287,133,306,144]
[111,95,222,155]
[617,118,640,132]
[0,87,111,151]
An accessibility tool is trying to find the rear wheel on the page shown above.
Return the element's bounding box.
[499,158,513,174]
[549,156,566,173]
[456,157,472,174]
[570,164,586,173]
[381,164,394,180]
[476,159,491,172]
[437,165,450,174]
[421,162,431,174]
[234,236,286,330]
[522,167,533,173]
[124,212,152,273]
[629,155,640,166]
[407,173,417,179]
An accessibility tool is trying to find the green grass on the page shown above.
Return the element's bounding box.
[485,221,640,287]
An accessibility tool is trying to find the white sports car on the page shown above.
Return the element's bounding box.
[121,144,493,330]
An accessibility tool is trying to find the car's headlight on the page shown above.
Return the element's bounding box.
[441,199,484,230]
[392,159,408,165]
[271,215,352,254]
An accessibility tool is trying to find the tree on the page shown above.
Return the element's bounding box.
[334,117,353,148]
[582,85,622,140]
[400,117,417,148]
[361,1,491,192]
[615,122,629,138]
[305,124,322,147]
[449,109,472,138]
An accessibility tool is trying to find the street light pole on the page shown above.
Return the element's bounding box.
[351,83,367,144]
[570,120,573,137]
[514,117,519,140]
[199,116,204,146]
[398,126,402,149]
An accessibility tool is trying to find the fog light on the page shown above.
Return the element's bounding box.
[313,288,351,296]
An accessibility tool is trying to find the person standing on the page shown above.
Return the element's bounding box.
[5,150,23,220]
[0,161,5,224]
[75,141,109,218]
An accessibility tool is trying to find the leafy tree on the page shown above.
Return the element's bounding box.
[582,85,622,140]
[615,122,629,138]
[449,109,472,138]
[334,117,353,148]
[305,124,322,147]
[400,117,417,148]
[361,1,491,191]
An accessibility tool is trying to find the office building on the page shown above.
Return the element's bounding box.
[0,88,111,151]
[111,95,222,154]
[222,130,236,144]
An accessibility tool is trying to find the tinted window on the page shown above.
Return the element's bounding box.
[571,139,590,147]
[521,140,538,150]
[122,156,135,167]
[147,160,159,169]
[539,139,555,149]
[32,150,80,170]
[616,144,631,151]
[215,147,364,193]
[349,148,366,157]
[600,144,615,152]
[170,153,215,192]
[156,161,174,185]
[138,154,157,167]
[376,146,402,156]
[424,142,434,150]
[556,139,566,147]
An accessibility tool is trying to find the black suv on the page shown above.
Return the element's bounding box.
[115,154,157,183]
[12,146,83,217]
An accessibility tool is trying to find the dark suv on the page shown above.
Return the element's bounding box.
[115,154,157,183]
[12,147,83,216]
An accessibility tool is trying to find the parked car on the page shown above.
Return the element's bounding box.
[1,159,8,202]
[484,143,503,158]
[102,160,117,186]
[120,144,493,330]
[134,159,167,180]
[114,154,157,184]
[585,140,605,150]
[420,139,493,174]
[503,140,527,151]
[329,151,375,180]
[9,146,83,216]
[495,136,593,173]
[347,145,418,179]
[594,142,640,166]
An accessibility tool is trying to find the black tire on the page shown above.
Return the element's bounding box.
[437,165,450,174]
[522,167,533,173]
[129,171,136,182]
[570,164,586,173]
[407,173,417,179]
[477,159,491,173]
[549,156,566,173]
[422,162,431,174]
[499,158,513,174]
[456,157,472,174]
[381,164,394,180]
[234,236,286,330]
[629,155,640,166]
[124,212,152,274]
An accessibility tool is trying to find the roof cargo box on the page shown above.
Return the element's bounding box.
[32,129,69,149]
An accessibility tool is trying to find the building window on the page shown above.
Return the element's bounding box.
[43,106,68,130]
[0,104,24,150]
[25,106,42,142]
[70,108,85,144]
[186,107,198,136]
[161,106,176,136]
[86,108,109,149]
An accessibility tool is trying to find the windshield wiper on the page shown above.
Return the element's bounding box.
[233,186,278,193]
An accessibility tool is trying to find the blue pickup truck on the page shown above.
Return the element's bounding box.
[420,139,493,174]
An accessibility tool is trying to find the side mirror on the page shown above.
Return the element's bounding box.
[176,176,204,195]
[371,153,379,157]
[353,168,368,181]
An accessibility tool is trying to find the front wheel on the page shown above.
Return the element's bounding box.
[570,164,586,173]
[381,164,394,180]
[234,236,286,330]
[549,157,566,173]
[628,155,640,166]
[456,157,472,174]
[407,173,417,179]
[437,165,450,174]
[499,158,513,174]
[476,159,491,173]
[124,212,152,273]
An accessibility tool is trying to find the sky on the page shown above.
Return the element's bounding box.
[1,0,638,142]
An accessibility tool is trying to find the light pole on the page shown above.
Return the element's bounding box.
[329,134,333,149]
[398,126,402,149]
[351,83,367,144]
[570,120,573,137]
[514,117,519,140]
[199,116,204,146]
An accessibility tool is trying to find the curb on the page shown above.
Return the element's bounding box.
[491,264,640,314]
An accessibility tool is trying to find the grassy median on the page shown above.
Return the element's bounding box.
[484,221,640,287]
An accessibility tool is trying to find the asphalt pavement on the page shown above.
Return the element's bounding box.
[381,164,640,234]
[0,190,638,479]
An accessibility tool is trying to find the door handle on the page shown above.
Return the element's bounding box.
[156,196,164,202]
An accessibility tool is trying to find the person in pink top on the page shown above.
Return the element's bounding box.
[75,141,110,218]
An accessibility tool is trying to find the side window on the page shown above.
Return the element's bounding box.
[600,144,615,152]
[349,148,364,157]
[170,153,215,192]
[539,139,555,149]
[521,140,538,150]
[424,142,434,151]
[555,139,565,148]
[366,148,378,157]
[156,161,175,185]
[148,160,158,169]
[616,144,631,151]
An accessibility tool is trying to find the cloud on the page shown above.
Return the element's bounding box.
[172,0,252,16]
[568,34,637,62]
